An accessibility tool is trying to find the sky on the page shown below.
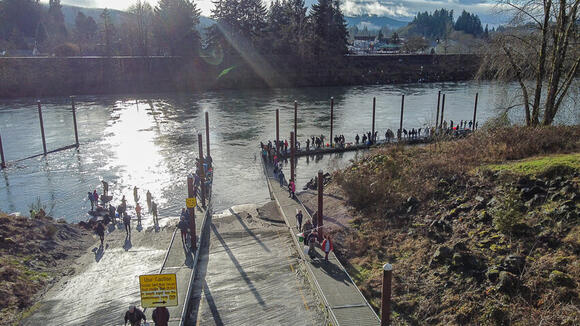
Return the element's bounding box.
[51,0,506,25]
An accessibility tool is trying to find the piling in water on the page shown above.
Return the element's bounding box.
[37,101,47,155]
[71,96,79,147]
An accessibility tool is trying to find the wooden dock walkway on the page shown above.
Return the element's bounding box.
[263,160,381,326]
[277,137,432,158]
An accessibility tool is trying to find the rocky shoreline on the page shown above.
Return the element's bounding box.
[0,213,94,325]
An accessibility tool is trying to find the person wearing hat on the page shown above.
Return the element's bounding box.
[124,305,146,326]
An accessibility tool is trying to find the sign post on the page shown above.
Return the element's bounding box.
[139,274,178,308]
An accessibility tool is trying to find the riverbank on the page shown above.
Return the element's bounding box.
[0,212,94,325]
[299,126,580,325]
[0,54,480,98]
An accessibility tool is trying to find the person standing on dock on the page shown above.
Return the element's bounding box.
[121,195,127,211]
[133,186,139,204]
[355,134,359,144]
[322,235,333,262]
[109,205,116,224]
[288,179,296,198]
[296,210,303,231]
[362,134,367,144]
[146,190,152,212]
[279,170,285,186]
[178,209,190,247]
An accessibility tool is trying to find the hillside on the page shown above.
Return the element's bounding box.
[345,15,409,30]
[300,126,580,325]
[55,4,215,31]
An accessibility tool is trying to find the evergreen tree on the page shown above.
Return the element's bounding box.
[454,10,483,36]
[208,0,267,54]
[310,0,348,58]
[47,0,67,41]
[100,8,116,56]
[74,12,98,54]
[153,0,201,56]
[0,0,42,41]
[410,8,453,38]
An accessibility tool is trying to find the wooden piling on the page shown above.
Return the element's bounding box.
[435,91,441,130]
[205,111,210,157]
[37,101,47,155]
[372,97,376,141]
[317,169,323,239]
[381,263,393,326]
[440,94,446,128]
[294,101,297,145]
[330,97,334,148]
[71,96,79,147]
[0,131,6,169]
[198,133,206,208]
[399,95,405,138]
[472,93,478,131]
[290,131,295,182]
[276,109,280,156]
[187,175,197,250]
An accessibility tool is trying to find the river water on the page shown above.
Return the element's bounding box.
[0,81,577,222]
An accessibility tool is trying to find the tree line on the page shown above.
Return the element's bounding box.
[0,0,348,60]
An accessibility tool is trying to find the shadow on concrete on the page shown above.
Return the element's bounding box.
[203,279,224,326]
[188,214,212,324]
[310,251,350,285]
[210,223,266,306]
[93,245,104,262]
[229,208,271,253]
[123,237,132,251]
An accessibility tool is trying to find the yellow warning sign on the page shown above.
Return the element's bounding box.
[139,274,178,308]
[186,197,197,208]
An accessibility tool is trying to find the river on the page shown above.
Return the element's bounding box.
[0,81,577,222]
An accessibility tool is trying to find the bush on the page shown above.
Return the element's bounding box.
[491,190,524,234]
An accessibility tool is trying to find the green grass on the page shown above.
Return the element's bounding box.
[483,153,580,176]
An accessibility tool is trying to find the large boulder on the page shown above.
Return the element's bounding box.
[500,255,526,274]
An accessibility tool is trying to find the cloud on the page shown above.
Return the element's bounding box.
[342,0,412,17]
[339,0,507,25]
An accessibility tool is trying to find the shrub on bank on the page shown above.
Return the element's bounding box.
[335,126,580,215]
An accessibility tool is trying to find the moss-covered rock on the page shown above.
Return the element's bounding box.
[549,270,575,288]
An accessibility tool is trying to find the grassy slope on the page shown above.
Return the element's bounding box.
[330,126,580,325]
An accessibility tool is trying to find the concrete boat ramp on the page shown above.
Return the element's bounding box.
[23,207,206,326]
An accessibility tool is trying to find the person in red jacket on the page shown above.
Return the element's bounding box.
[152,306,170,326]
[321,235,333,262]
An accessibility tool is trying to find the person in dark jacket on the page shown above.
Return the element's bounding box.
[95,221,105,247]
[124,305,146,326]
[152,306,170,326]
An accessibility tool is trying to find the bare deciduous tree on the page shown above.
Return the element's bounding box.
[478,0,580,126]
